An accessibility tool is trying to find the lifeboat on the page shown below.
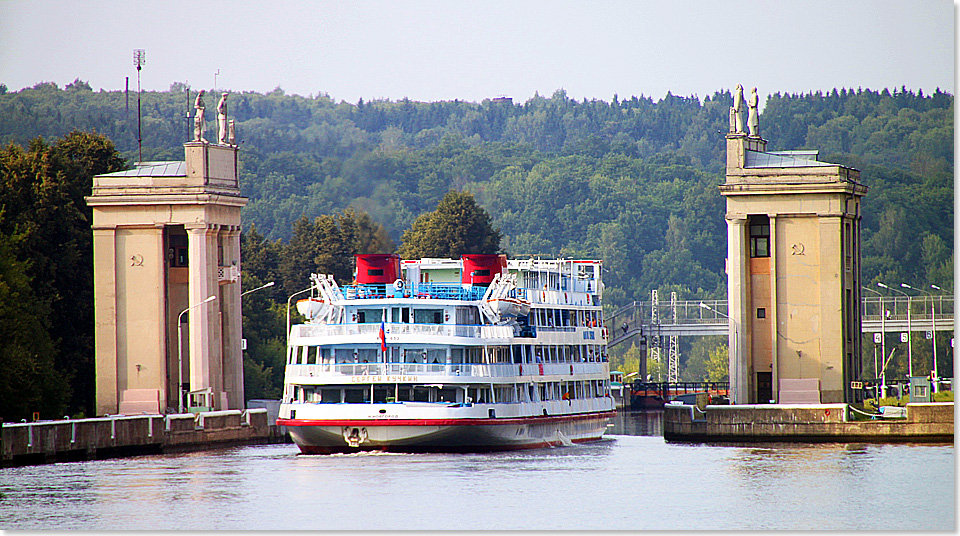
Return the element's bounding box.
[296,297,329,321]
[485,296,531,317]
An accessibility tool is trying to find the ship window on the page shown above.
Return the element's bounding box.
[343,388,368,403]
[757,308,766,319]
[414,309,443,324]
[357,309,384,323]
[320,388,341,403]
[367,268,384,276]
[451,348,464,363]
[373,386,392,403]
[438,387,458,403]
[471,269,490,277]
[413,387,431,402]
[749,215,770,258]
[357,349,378,363]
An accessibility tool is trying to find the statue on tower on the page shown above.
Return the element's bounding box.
[217,92,229,145]
[193,89,207,143]
[731,84,744,133]
[747,87,760,137]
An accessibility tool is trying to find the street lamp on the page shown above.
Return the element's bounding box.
[177,295,217,413]
[241,280,275,297]
[931,284,943,387]
[878,282,911,377]
[903,282,938,389]
[862,286,885,390]
[287,284,317,343]
[700,301,740,404]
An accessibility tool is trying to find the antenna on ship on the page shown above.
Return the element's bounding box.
[133,49,146,163]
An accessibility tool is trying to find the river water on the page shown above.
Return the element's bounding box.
[0,411,953,531]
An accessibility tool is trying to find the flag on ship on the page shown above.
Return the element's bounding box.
[379,320,387,353]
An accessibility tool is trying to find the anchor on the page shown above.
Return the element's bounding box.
[342,426,368,447]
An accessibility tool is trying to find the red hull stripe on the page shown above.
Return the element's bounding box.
[278,411,616,428]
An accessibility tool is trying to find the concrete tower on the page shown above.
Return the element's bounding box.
[721,105,867,404]
[86,142,247,415]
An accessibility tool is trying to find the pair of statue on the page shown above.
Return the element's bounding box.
[731,84,759,137]
[194,90,233,144]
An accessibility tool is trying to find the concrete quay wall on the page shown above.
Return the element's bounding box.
[1,409,284,468]
[663,402,954,443]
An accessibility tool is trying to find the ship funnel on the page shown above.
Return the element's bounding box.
[355,254,400,284]
[461,254,507,285]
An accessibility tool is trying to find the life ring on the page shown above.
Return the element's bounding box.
[393,279,404,291]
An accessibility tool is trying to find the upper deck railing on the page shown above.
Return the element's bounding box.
[291,322,516,341]
[284,361,609,381]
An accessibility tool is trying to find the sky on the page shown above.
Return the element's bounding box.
[0,0,955,106]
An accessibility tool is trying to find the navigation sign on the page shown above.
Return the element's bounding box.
[850,381,863,389]
[925,330,933,340]
[900,332,909,343]
[873,333,882,344]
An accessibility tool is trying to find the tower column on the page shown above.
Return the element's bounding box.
[186,224,216,405]
[727,215,749,404]
[93,226,119,415]
[220,226,243,409]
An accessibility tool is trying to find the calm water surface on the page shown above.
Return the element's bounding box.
[1,411,953,530]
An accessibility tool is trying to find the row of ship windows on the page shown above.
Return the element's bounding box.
[286,344,609,365]
[528,308,602,328]
[289,380,611,405]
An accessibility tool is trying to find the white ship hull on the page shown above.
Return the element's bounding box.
[279,411,614,453]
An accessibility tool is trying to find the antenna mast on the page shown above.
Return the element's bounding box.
[133,49,146,163]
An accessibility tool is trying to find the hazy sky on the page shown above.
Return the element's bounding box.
[0,0,954,105]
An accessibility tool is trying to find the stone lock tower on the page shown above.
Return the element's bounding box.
[721,86,867,404]
[86,141,247,415]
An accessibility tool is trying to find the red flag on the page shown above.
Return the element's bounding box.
[379,320,387,353]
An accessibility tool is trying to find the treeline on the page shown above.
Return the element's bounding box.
[0,83,951,306]
[0,131,126,420]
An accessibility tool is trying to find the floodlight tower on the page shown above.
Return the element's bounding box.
[134,49,146,163]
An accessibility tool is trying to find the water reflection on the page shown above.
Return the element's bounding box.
[608,409,662,436]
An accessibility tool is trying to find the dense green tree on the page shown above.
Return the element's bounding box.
[0,131,126,417]
[398,190,501,259]
[0,228,70,420]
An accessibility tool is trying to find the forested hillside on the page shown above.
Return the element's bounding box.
[1,82,951,306]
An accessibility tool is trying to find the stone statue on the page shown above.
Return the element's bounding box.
[217,93,229,145]
[193,90,207,142]
[747,87,760,137]
[732,84,744,133]
[228,119,236,145]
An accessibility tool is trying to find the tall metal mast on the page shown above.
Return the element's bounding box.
[133,49,146,163]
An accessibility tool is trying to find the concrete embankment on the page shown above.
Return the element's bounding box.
[663,402,954,443]
[1,409,287,468]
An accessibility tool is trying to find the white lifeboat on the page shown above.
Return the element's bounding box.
[485,297,531,318]
[296,297,329,321]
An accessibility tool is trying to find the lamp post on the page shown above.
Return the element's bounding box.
[700,301,739,403]
[287,284,317,343]
[862,286,885,388]
[931,284,943,385]
[177,295,217,413]
[878,282,911,377]
[903,282,938,390]
[241,280,275,297]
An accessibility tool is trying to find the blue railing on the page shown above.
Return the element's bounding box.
[341,283,493,301]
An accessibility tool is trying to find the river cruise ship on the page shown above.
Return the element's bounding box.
[276,254,615,453]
